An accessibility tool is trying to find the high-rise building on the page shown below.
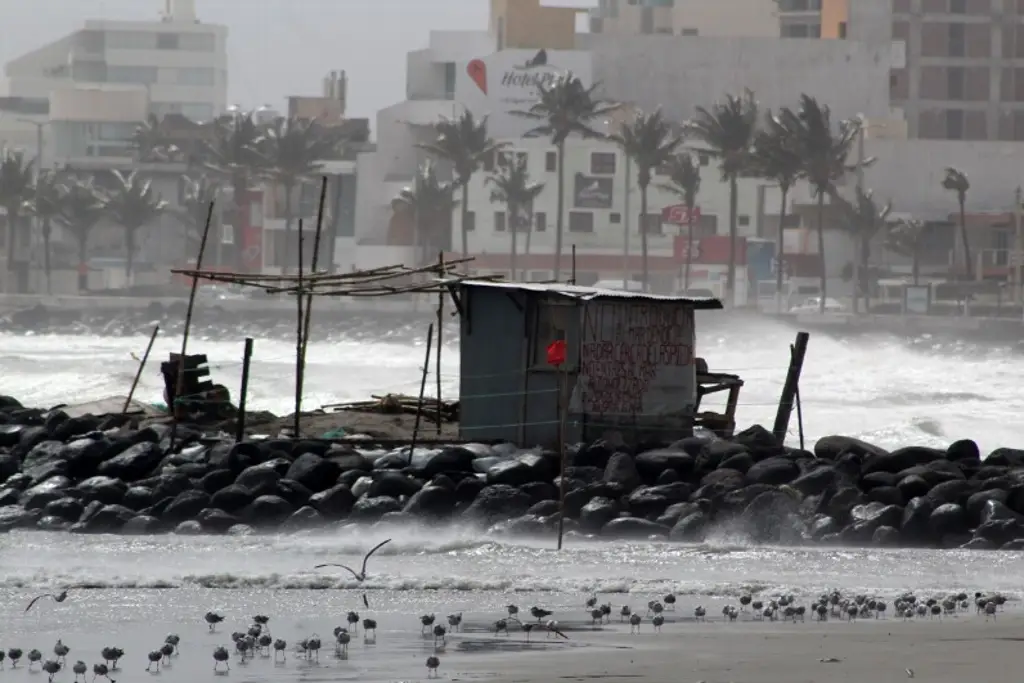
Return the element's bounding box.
[589,0,780,37]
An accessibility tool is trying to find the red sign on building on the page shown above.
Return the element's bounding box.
[661,204,702,226]
[673,235,747,265]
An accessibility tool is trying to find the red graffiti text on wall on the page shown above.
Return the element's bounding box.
[579,302,694,415]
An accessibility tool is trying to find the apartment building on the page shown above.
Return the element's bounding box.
[0,0,227,162]
[589,0,780,36]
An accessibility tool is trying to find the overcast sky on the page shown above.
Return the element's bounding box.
[0,0,491,119]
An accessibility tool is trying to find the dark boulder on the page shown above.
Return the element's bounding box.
[275,479,313,509]
[929,503,968,537]
[487,459,541,487]
[309,484,356,519]
[849,502,904,530]
[979,499,1023,525]
[866,486,904,506]
[162,490,212,524]
[732,424,783,460]
[925,479,974,507]
[579,496,620,532]
[897,474,932,500]
[42,496,84,522]
[860,471,898,491]
[700,468,746,491]
[743,490,801,543]
[656,469,679,485]
[745,457,800,486]
[74,476,127,505]
[946,439,980,463]
[197,508,241,534]
[174,521,204,535]
[656,501,702,527]
[987,448,1024,467]
[965,489,1009,526]
[518,481,558,504]
[419,447,477,478]
[20,478,73,510]
[122,486,154,511]
[36,515,71,531]
[120,514,160,535]
[634,450,695,481]
[626,483,692,518]
[824,486,864,523]
[973,519,1024,546]
[210,484,255,513]
[285,453,341,493]
[669,511,708,541]
[790,466,836,496]
[603,453,642,492]
[814,435,887,460]
[199,468,235,495]
[61,437,118,480]
[719,452,755,474]
[0,454,19,484]
[806,514,840,541]
[368,472,421,499]
[863,446,944,476]
[80,504,136,533]
[245,495,295,526]
[464,484,532,524]
[403,485,456,519]
[0,505,33,531]
[527,500,561,517]
[601,517,669,539]
[97,442,164,482]
[349,496,403,523]
[872,525,901,546]
[235,461,286,491]
[900,496,935,543]
[284,506,324,530]
[21,440,67,480]
[327,450,373,474]
[573,440,616,469]
[454,476,487,503]
[53,415,101,442]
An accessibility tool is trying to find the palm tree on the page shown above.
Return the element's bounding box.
[100,171,169,283]
[392,160,458,265]
[750,114,804,312]
[417,111,504,260]
[175,174,220,253]
[131,114,179,163]
[610,108,683,291]
[56,177,106,292]
[833,187,892,313]
[254,116,342,272]
[657,153,702,290]
[886,218,930,286]
[0,149,35,291]
[941,167,972,280]
[22,169,64,294]
[513,72,618,280]
[204,111,267,267]
[779,94,860,313]
[486,155,545,280]
[686,90,759,306]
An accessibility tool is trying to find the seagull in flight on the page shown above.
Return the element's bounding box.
[314,539,392,581]
[25,590,69,613]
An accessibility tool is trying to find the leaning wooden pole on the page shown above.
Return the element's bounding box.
[556,365,569,550]
[169,202,215,452]
[123,325,160,414]
[772,331,810,444]
[294,218,305,438]
[410,323,434,465]
[299,176,329,400]
[435,251,444,435]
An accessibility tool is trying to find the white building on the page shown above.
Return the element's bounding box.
[0,0,227,165]
[588,0,781,38]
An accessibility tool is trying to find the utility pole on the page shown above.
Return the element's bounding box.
[17,118,48,294]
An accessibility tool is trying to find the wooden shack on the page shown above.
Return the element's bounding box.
[451,281,735,447]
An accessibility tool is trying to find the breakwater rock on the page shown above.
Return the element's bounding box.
[2,395,1024,548]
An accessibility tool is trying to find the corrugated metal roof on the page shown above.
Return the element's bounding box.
[456,280,724,310]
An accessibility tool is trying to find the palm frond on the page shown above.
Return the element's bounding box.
[415,111,505,183]
[685,89,759,181]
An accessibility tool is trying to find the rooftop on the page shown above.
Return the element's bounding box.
[456,280,724,309]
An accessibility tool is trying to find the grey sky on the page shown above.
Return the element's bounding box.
[0,0,489,120]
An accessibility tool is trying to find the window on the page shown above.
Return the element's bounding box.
[533,301,574,367]
[946,109,964,139]
[640,6,654,33]
[590,152,616,174]
[494,211,507,232]
[949,0,966,12]
[483,150,496,172]
[157,32,180,50]
[443,62,456,99]
[838,21,847,38]
[949,23,965,58]
[107,65,158,84]
[180,103,214,121]
[498,151,528,168]
[95,122,134,141]
[535,212,547,232]
[178,32,215,52]
[738,215,751,227]
[610,212,621,223]
[608,0,619,17]
[640,213,662,234]
[680,28,699,36]
[947,67,964,100]
[465,211,476,231]
[105,30,157,50]
[545,151,557,172]
[176,68,215,86]
[698,153,710,166]
[569,211,594,233]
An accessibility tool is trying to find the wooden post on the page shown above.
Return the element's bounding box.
[235,337,254,443]
[435,251,444,435]
[294,218,305,438]
[410,323,434,465]
[123,325,159,413]
[299,176,329,399]
[793,354,806,451]
[170,202,215,452]
[556,365,569,550]
[772,331,810,444]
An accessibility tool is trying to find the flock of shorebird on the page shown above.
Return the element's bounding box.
[8,537,1013,681]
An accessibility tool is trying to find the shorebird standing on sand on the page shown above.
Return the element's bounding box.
[164,634,180,655]
[530,606,553,622]
[509,618,568,643]
[42,660,61,683]
[663,594,677,610]
[27,649,43,670]
[205,612,225,632]
[494,619,510,636]
[420,614,436,633]
[272,639,287,661]
[362,619,378,643]
[432,625,447,648]
[7,649,22,668]
[100,647,123,669]
[71,661,86,682]
[619,606,631,622]
[92,662,114,682]
[25,590,70,613]
[347,611,360,633]
[53,640,70,665]
[145,650,162,672]
[447,613,463,632]
[426,655,440,678]
[212,646,229,672]
[629,614,642,634]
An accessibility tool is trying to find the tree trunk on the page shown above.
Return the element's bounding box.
[727,175,738,307]
[684,201,696,291]
[554,140,566,281]
[282,180,294,274]
[860,235,872,312]
[912,251,920,285]
[775,187,789,313]
[851,234,861,316]
[460,182,470,258]
[125,228,135,285]
[959,198,972,280]
[817,192,827,313]
[524,211,532,271]
[5,208,17,293]
[78,235,88,292]
[233,173,247,269]
[42,218,52,295]
[509,200,518,280]
[639,181,650,292]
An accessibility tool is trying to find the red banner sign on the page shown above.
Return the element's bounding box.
[661,204,701,226]
[673,235,747,265]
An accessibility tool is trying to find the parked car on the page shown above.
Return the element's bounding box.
[788,296,847,314]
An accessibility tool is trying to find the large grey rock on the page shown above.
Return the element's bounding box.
[579,496,620,532]
[286,453,341,493]
[464,484,532,524]
[603,453,642,491]
[601,517,669,539]
[96,442,164,482]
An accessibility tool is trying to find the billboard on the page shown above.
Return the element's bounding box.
[456,49,595,137]
[573,173,613,208]
[661,204,702,226]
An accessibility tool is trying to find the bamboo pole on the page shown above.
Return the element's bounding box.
[410,323,434,465]
[123,325,159,413]
[235,337,254,443]
[299,176,330,403]
[556,365,568,550]
[294,218,305,438]
[169,202,215,453]
[435,251,444,435]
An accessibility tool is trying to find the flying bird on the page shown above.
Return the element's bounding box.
[314,538,392,581]
[25,590,69,613]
